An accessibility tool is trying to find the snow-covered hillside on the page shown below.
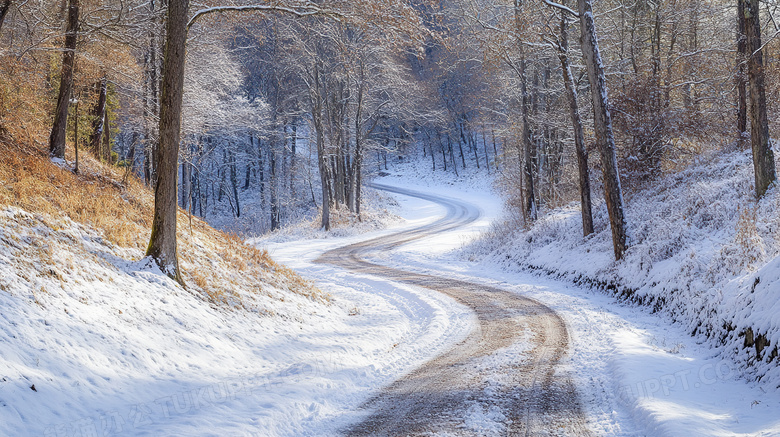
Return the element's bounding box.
[0,148,472,436]
[0,204,339,436]
[362,156,780,436]
[464,146,780,384]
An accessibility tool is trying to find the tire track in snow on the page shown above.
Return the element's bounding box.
[316,183,593,436]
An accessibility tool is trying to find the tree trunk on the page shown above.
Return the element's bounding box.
[458,125,467,168]
[48,0,79,159]
[143,0,160,187]
[229,149,241,218]
[253,136,266,207]
[482,129,489,173]
[243,160,251,190]
[448,135,459,176]
[742,0,776,198]
[181,157,192,211]
[145,0,188,284]
[431,140,436,171]
[355,147,363,220]
[515,0,536,223]
[558,11,593,236]
[73,95,79,174]
[578,0,628,260]
[311,66,330,230]
[289,124,297,197]
[270,149,280,230]
[89,77,107,157]
[102,107,111,162]
[492,129,499,170]
[736,0,748,142]
[126,131,138,175]
[438,131,447,171]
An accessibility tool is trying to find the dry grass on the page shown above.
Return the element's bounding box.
[0,139,326,309]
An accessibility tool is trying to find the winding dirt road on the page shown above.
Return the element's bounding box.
[315,184,593,436]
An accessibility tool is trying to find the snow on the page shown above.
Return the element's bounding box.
[354,155,780,436]
[4,148,780,436]
[465,147,780,385]
[0,190,473,436]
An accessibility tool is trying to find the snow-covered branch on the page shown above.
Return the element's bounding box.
[187,4,342,29]
[541,0,578,17]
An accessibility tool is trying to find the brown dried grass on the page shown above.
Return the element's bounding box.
[0,139,325,308]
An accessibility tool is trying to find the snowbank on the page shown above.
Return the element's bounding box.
[464,147,780,385]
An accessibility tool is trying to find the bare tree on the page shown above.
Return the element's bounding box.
[545,5,593,236]
[741,0,776,198]
[577,0,628,260]
[145,0,188,283]
[48,0,79,159]
[515,0,537,223]
[736,0,748,142]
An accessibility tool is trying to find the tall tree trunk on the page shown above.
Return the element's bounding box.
[181,156,192,211]
[482,129,489,173]
[143,0,160,187]
[144,146,153,184]
[145,0,188,284]
[73,95,79,174]
[89,77,107,157]
[270,148,279,230]
[312,66,330,230]
[354,146,363,220]
[48,0,79,159]
[558,10,593,236]
[252,136,266,207]
[742,0,776,198]
[126,131,138,175]
[438,131,447,171]
[102,108,111,162]
[243,160,251,190]
[458,125,467,168]
[430,135,436,171]
[578,0,628,260]
[492,129,499,170]
[289,124,297,197]
[736,0,748,142]
[448,135,459,176]
[515,0,536,223]
[471,131,480,169]
[229,149,241,218]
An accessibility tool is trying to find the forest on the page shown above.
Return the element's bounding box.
[6,1,780,435]
[1,0,779,278]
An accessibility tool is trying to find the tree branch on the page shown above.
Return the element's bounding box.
[187,4,341,29]
[541,0,578,17]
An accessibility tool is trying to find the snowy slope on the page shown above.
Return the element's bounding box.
[463,147,780,385]
[0,197,472,436]
[6,146,780,436]
[367,160,780,436]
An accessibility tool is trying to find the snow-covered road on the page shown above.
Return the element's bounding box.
[264,173,780,436]
[367,176,780,436]
[315,183,590,435]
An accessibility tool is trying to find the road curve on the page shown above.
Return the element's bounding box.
[315,183,593,436]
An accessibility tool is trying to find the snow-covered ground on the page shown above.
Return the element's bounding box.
[362,160,780,436]
[0,180,474,436]
[5,151,780,436]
